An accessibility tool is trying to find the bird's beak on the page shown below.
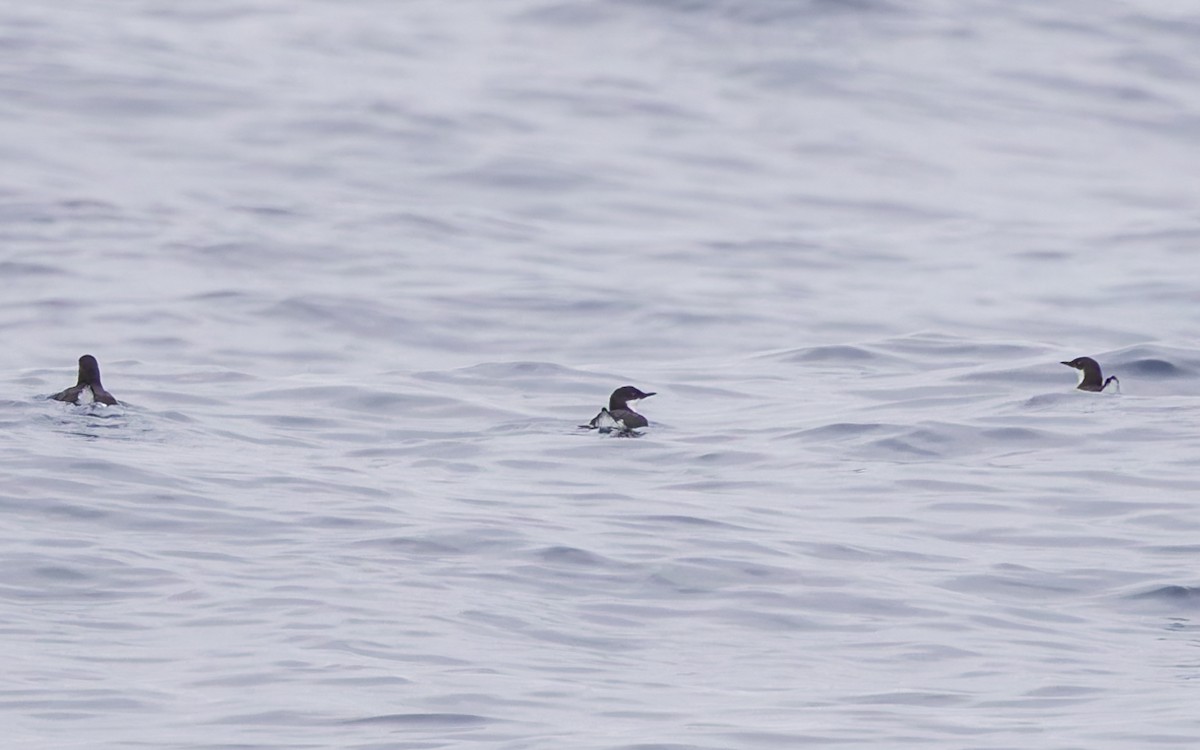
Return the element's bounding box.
[1060,362,1073,367]
[642,392,656,398]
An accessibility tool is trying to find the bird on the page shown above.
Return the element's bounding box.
[50,354,119,405]
[1061,356,1118,392]
[582,385,655,434]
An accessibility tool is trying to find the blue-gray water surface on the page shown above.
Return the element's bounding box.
[3,1,1200,748]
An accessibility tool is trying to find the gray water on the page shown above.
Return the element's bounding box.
[3,1,1200,748]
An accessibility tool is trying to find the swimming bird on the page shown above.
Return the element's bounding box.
[582,385,655,433]
[1061,356,1118,392]
[51,354,119,405]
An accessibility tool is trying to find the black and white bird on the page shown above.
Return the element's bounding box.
[1061,356,1118,392]
[51,354,119,406]
[582,385,655,434]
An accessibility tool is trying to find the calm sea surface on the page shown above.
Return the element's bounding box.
[3,1,1200,748]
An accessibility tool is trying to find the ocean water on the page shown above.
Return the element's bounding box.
[3,1,1200,747]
